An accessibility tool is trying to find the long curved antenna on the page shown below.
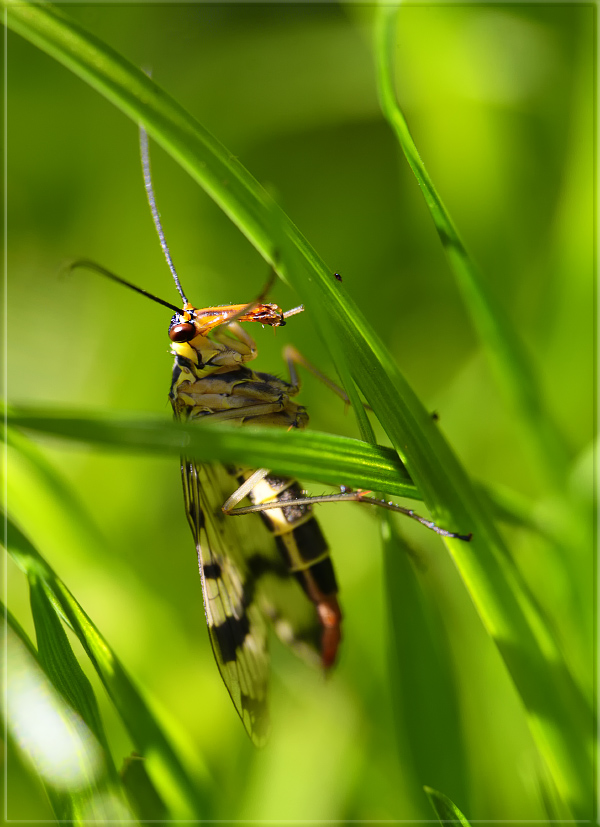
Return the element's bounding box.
[66,259,183,313]
[139,125,188,305]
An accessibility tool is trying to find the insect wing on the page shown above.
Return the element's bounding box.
[181,459,270,745]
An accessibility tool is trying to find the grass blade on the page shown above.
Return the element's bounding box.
[424,786,472,826]
[4,607,133,823]
[28,575,113,765]
[382,518,468,804]
[6,409,418,499]
[374,4,569,487]
[5,515,210,820]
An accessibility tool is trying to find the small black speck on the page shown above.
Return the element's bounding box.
[334,272,343,282]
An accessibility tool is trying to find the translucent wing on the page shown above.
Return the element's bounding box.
[181,459,271,745]
[181,459,329,743]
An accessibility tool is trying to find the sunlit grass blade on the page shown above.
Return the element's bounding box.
[424,786,472,826]
[28,575,113,765]
[374,4,569,488]
[1,4,486,529]
[28,581,135,821]
[120,754,169,822]
[5,609,73,822]
[4,607,133,823]
[382,517,468,804]
[5,515,210,821]
[5,409,555,542]
[267,194,375,445]
[5,409,418,499]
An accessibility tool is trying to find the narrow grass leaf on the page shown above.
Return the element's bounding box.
[120,754,169,822]
[374,4,569,487]
[28,575,113,767]
[6,410,418,500]
[4,610,131,823]
[382,518,468,806]
[5,610,75,822]
[424,786,472,826]
[5,515,210,821]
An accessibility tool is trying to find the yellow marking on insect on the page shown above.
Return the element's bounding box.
[287,550,331,573]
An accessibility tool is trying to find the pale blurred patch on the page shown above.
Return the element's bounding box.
[456,11,557,104]
[5,627,104,790]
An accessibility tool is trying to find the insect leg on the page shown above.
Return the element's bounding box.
[194,401,288,424]
[211,322,257,361]
[280,348,468,539]
[283,344,372,409]
[222,468,271,513]
[229,491,472,542]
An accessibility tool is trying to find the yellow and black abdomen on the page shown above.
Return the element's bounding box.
[240,472,342,669]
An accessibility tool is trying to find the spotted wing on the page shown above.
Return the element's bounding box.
[181,458,271,745]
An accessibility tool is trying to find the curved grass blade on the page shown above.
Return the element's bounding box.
[6,408,418,500]
[424,786,472,827]
[3,0,474,529]
[382,518,468,805]
[5,515,210,820]
[374,4,569,488]
[6,408,549,536]
[120,754,169,822]
[28,575,113,766]
[4,608,133,823]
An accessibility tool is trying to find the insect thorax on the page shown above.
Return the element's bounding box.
[169,330,309,430]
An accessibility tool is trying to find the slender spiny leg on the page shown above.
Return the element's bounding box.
[282,344,373,410]
[277,347,471,538]
[227,490,472,542]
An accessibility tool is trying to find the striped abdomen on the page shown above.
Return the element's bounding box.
[239,472,342,669]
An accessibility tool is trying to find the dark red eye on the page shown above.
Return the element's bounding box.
[169,322,196,343]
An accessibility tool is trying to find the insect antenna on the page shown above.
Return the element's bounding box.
[139,125,188,306]
[66,259,183,313]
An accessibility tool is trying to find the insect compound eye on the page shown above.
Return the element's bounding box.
[169,322,197,343]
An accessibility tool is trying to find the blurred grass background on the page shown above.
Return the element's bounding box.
[6,3,594,822]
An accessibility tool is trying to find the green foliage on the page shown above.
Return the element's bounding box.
[425,786,473,826]
[6,516,209,820]
[6,407,418,498]
[4,2,593,823]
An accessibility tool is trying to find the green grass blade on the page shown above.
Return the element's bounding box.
[5,408,549,537]
[120,754,169,822]
[382,518,468,804]
[28,575,113,766]
[2,0,472,525]
[374,4,569,487]
[5,609,74,822]
[5,515,210,820]
[6,409,418,499]
[4,607,134,823]
[424,786,472,826]
[28,581,139,821]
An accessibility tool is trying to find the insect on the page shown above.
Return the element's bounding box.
[74,127,470,744]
